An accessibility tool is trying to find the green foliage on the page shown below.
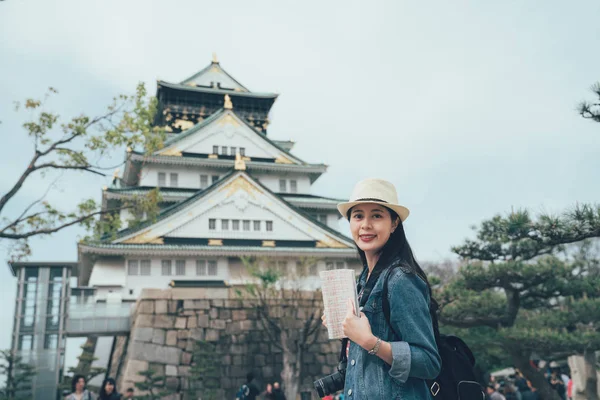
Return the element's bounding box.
[1,84,165,260]
[579,82,600,123]
[0,350,36,400]
[440,206,600,382]
[61,340,105,393]
[185,341,220,400]
[133,368,175,400]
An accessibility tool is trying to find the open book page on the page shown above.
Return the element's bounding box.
[319,269,359,340]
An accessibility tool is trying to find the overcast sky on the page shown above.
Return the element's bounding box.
[1,0,599,359]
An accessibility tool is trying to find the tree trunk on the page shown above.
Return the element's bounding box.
[583,350,599,400]
[281,349,300,400]
[509,349,561,400]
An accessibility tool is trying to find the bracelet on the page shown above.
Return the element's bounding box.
[368,337,382,355]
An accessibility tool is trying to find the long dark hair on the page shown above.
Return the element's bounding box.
[348,207,440,339]
[71,375,85,393]
[99,377,118,399]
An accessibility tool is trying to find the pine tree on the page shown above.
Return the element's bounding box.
[133,368,177,400]
[0,350,36,400]
[439,206,600,400]
[185,340,221,400]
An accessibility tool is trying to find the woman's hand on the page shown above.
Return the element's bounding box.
[342,299,376,349]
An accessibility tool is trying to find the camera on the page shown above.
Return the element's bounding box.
[313,360,347,398]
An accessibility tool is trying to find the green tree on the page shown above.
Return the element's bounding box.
[0,349,36,400]
[236,256,323,400]
[60,339,106,393]
[133,368,176,400]
[438,207,600,400]
[579,82,600,123]
[0,84,165,261]
[185,340,221,400]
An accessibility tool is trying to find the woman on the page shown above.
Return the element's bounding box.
[98,377,121,400]
[323,178,441,399]
[264,383,276,400]
[66,375,95,400]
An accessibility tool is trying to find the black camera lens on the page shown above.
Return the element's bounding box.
[313,361,346,397]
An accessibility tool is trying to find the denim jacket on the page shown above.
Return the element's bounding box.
[343,264,441,399]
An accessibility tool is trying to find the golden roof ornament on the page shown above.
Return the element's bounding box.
[224,94,233,110]
[212,52,219,64]
[234,150,246,171]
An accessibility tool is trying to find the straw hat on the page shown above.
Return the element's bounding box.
[337,178,410,221]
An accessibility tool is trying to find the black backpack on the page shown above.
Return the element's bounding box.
[382,268,485,400]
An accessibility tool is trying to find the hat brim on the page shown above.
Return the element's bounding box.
[337,201,410,222]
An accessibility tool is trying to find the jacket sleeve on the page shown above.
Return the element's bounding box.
[386,270,441,383]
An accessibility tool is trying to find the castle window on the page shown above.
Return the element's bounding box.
[213,145,218,154]
[326,262,334,270]
[158,172,166,187]
[200,175,208,189]
[221,146,228,155]
[266,221,273,231]
[279,179,287,192]
[232,220,240,231]
[140,260,151,276]
[212,175,219,184]
[230,146,236,155]
[243,220,250,231]
[175,260,186,276]
[127,260,139,276]
[196,260,206,276]
[161,260,172,276]
[208,261,218,276]
[318,214,327,224]
[253,221,261,231]
[240,147,246,156]
[222,219,229,230]
[169,173,178,188]
[336,261,345,270]
[290,180,297,193]
[209,219,216,230]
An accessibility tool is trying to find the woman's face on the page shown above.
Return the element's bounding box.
[76,378,85,392]
[266,384,273,392]
[104,381,114,394]
[349,203,398,255]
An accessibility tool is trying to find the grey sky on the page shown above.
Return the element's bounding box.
[1,0,599,358]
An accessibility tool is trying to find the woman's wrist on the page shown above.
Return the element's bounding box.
[359,333,378,351]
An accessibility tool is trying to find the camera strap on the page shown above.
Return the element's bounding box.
[339,261,389,362]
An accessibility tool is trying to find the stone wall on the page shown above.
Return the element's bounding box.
[117,287,338,399]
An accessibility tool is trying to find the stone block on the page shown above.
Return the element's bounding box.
[187,316,197,328]
[155,300,168,314]
[262,365,273,378]
[175,317,187,329]
[184,299,210,310]
[326,353,337,365]
[148,362,165,376]
[210,319,226,330]
[181,351,192,365]
[189,328,204,341]
[166,330,177,346]
[140,288,171,299]
[197,314,209,328]
[177,330,190,340]
[316,354,326,364]
[135,314,154,328]
[152,329,165,345]
[168,300,178,314]
[205,329,219,342]
[232,310,247,321]
[219,309,232,320]
[230,344,244,355]
[137,300,154,314]
[209,308,218,319]
[166,364,177,376]
[165,376,179,391]
[121,359,148,384]
[154,315,175,328]
[132,327,154,342]
[255,354,265,367]
[221,355,231,364]
[129,341,182,365]
[211,299,224,307]
[178,365,190,377]
[224,300,242,308]
[321,365,330,375]
[232,355,243,366]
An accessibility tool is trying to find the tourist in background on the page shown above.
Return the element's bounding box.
[65,375,96,400]
[123,388,134,399]
[98,377,121,400]
[272,381,286,400]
